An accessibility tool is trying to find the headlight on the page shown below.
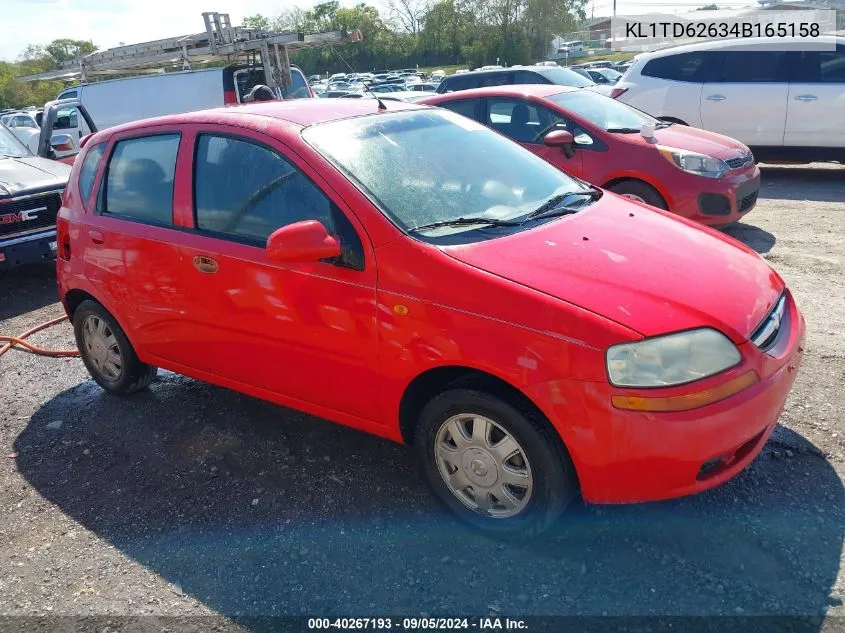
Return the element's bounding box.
[606,328,741,388]
[658,146,729,179]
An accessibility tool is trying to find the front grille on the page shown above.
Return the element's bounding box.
[0,193,62,239]
[751,294,787,351]
[726,152,754,170]
[739,189,759,212]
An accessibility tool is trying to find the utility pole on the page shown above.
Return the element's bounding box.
[613,0,619,52]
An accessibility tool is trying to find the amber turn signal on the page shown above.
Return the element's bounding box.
[611,370,759,413]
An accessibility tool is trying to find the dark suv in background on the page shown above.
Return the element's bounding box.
[435,66,611,95]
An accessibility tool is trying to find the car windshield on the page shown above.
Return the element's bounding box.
[0,124,32,158]
[303,109,590,242]
[536,66,595,88]
[549,89,657,132]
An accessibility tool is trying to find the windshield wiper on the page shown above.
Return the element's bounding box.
[409,216,521,233]
[655,121,674,129]
[605,127,641,133]
[521,188,602,224]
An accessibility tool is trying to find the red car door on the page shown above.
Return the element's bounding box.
[79,127,197,365]
[482,97,585,179]
[174,125,380,423]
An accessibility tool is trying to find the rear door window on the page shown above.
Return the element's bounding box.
[100,134,180,225]
[718,50,790,83]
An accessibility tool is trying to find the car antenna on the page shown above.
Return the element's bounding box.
[329,44,387,111]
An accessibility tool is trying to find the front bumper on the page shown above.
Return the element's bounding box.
[0,230,58,270]
[672,165,761,226]
[528,291,804,504]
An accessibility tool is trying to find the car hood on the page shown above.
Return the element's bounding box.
[0,156,71,198]
[441,195,782,342]
[645,124,750,160]
[585,84,613,96]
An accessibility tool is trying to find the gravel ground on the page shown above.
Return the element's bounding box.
[0,164,844,624]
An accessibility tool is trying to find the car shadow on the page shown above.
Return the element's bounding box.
[0,261,59,322]
[758,165,845,204]
[721,222,777,254]
[13,374,845,622]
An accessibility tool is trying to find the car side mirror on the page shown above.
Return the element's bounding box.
[50,133,75,153]
[266,220,341,264]
[544,130,575,158]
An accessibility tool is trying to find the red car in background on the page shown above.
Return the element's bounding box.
[56,98,801,536]
[421,85,761,226]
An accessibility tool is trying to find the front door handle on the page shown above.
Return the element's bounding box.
[705,94,727,102]
[794,94,818,102]
[88,230,104,244]
[193,255,219,274]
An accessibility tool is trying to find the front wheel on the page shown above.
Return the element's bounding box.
[415,389,576,537]
[608,180,668,210]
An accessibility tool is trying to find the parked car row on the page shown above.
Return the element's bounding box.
[8,35,836,537]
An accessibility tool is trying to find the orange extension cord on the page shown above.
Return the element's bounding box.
[0,316,80,360]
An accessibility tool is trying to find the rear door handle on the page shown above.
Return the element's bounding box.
[794,94,818,102]
[88,230,104,244]
[705,94,727,102]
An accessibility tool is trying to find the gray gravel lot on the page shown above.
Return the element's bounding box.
[1,164,844,625]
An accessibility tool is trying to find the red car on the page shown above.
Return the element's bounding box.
[55,98,802,536]
[421,85,761,226]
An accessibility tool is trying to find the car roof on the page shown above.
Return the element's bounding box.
[98,98,425,138]
[638,34,844,60]
[423,84,580,102]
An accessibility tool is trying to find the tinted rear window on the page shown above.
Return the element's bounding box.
[536,67,594,88]
[719,50,789,83]
[641,51,721,82]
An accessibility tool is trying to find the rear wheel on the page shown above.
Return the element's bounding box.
[415,388,576,537]
[608,180,668,210]
[73,300,157,395]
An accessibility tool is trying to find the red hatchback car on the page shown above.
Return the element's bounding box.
[421,85,761,226]
[56,98,802,536]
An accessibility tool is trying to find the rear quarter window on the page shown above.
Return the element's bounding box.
[78,143,106,205]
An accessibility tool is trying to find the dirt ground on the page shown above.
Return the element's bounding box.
[1,164,844,624]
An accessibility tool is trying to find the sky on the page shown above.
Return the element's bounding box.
[1,0,764,62]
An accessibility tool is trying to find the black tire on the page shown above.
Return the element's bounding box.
[608,180,668,210]
[415,388,576,538]
[73,300,157,395]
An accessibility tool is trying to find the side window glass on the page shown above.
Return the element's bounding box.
[285,70,311,99]
[440,99,479,120]
[78,143,106,204]
[194,135,364,269]
[719,50,789,83]
[643,52,721,82]
[485,99,565,144]
[820,46,845,83]
[101,134,179,225]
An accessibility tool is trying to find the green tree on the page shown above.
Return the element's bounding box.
[243,14,271,30]
[44,38,97,63]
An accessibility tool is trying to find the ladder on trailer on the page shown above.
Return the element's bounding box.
[17,11,362,91]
